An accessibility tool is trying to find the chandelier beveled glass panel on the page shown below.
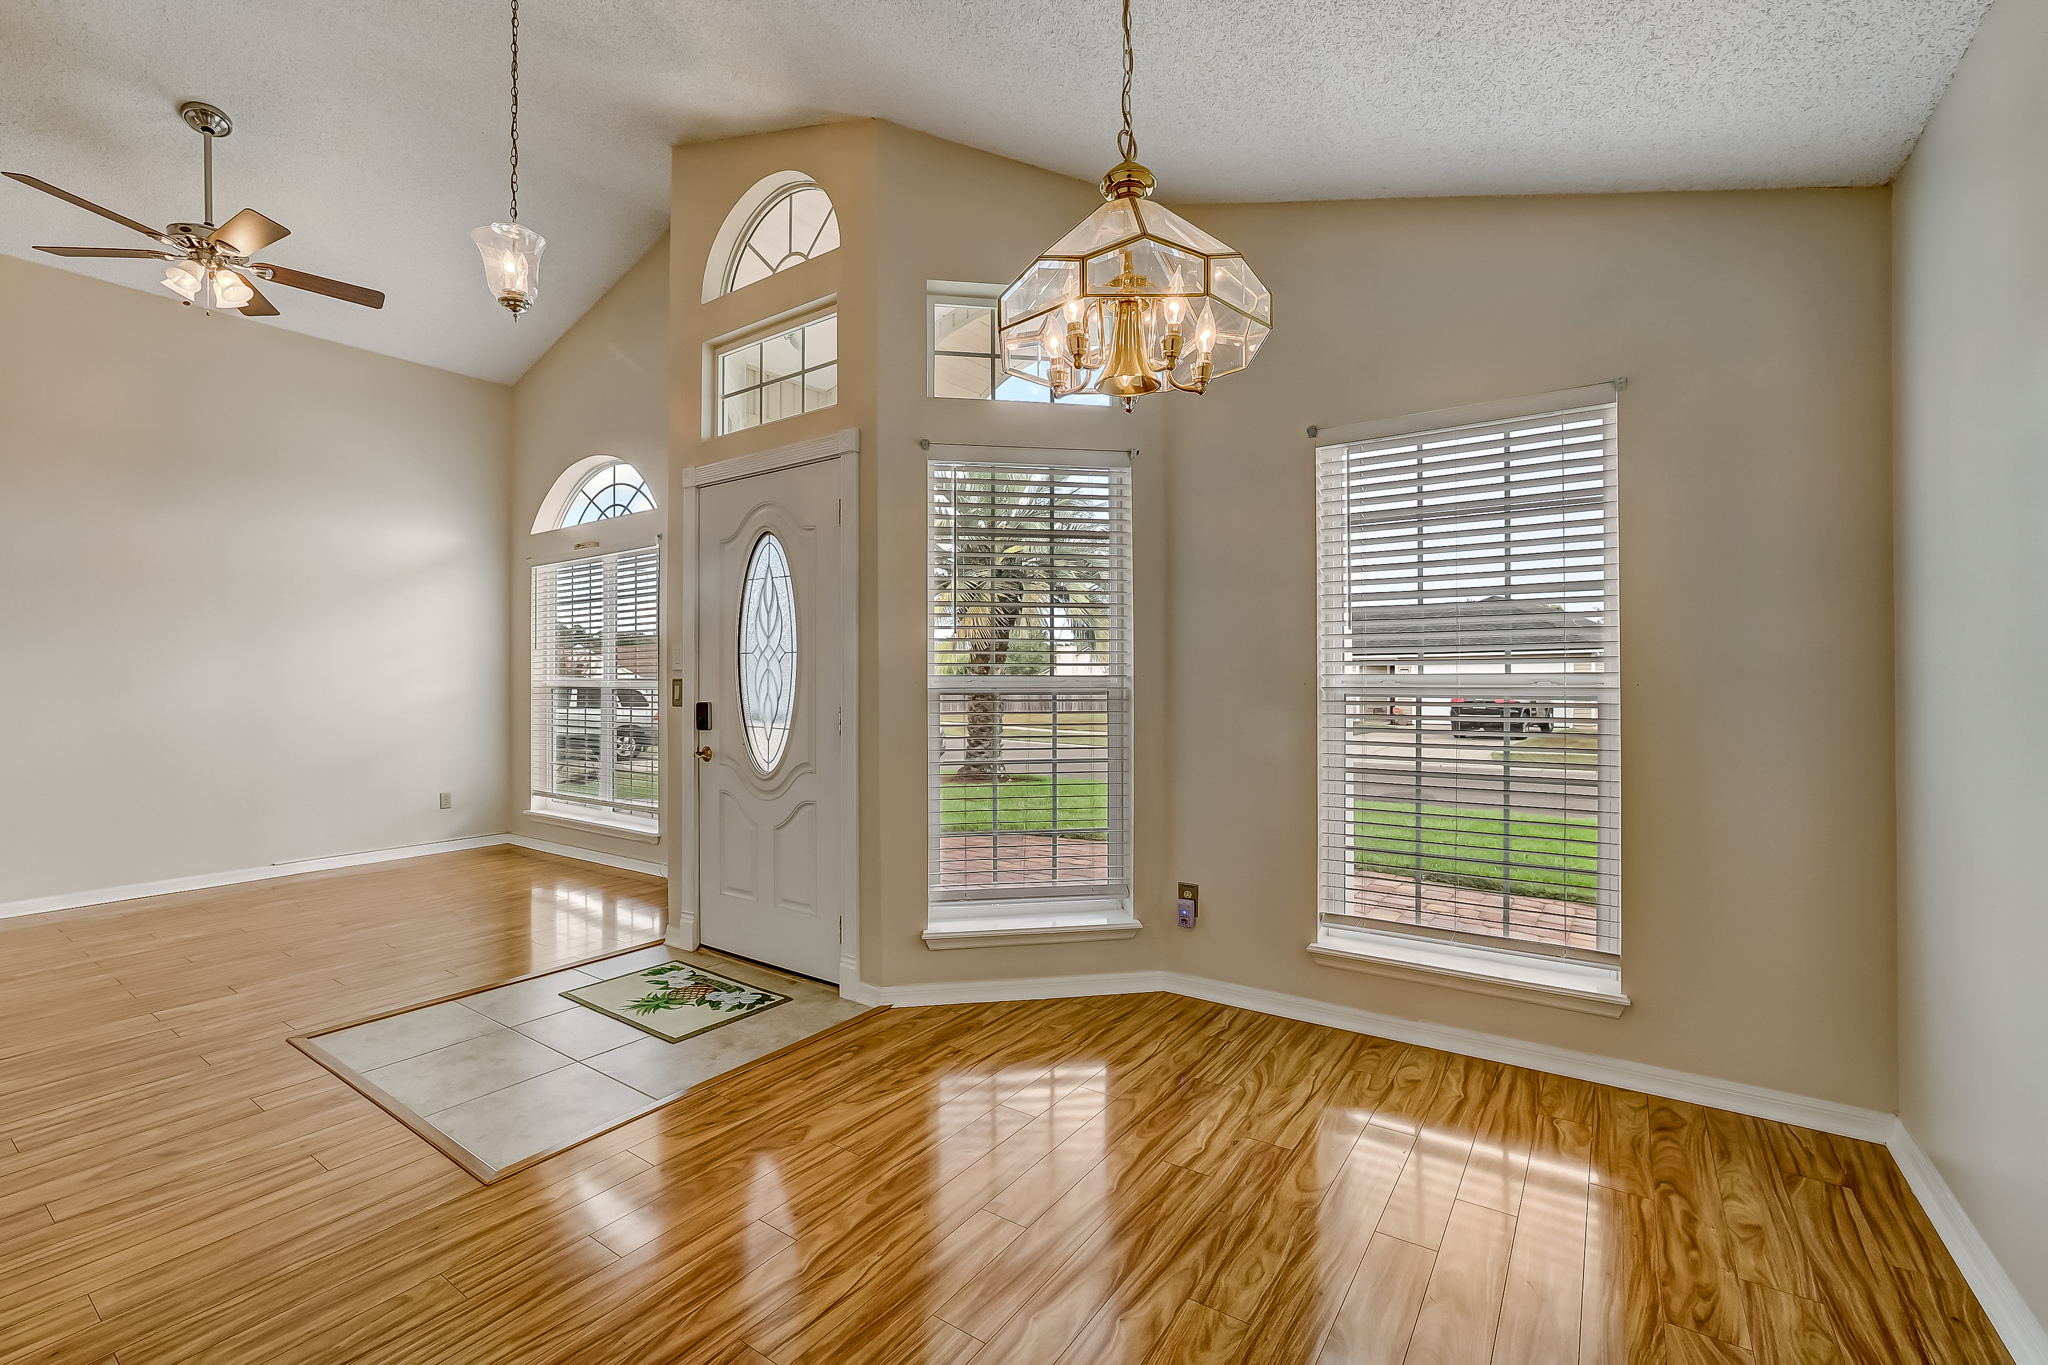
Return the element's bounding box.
[998,0,1271,410]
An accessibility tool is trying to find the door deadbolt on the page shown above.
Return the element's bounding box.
[694,745,714,762]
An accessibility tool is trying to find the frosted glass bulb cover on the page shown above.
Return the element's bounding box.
[211,270,253,308]
[162,258,204,299]
[472,221,546,314]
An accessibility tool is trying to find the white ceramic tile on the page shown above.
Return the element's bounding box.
[314,1000,498,1072]
[425,1063,652,1173]
[362,1028,573,1113]
[591,944,684,975]
[584,999,858,1099]
[514,1004,652,1061]
[461,967,604,1027]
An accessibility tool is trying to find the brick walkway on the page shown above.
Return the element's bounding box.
[935,834,1109,888]
[1348,873,1601,949]
[937,835,1598,950]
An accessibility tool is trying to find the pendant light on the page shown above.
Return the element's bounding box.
[472,0,545,317]
[997,0,1271,410]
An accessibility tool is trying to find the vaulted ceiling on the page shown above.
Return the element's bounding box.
[0,0,1992,383]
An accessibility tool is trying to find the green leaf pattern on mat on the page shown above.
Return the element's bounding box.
[625,963,776,1017]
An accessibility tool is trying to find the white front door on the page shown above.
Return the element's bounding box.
[692,456,844,980]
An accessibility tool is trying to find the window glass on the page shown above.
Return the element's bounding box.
[737,533,798,771]
[721,183,839,296]
[929,299,1110,406]
[716,314,840,435]
[559,461,655,527]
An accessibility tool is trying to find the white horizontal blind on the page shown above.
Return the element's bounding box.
[531,548,661,831]
[1316,402,1619,960]
[929,458,1132,908]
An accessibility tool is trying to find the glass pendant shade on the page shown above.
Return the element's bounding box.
[998,166,1270,405]
[472,221,545,316]
[160,258,254,309]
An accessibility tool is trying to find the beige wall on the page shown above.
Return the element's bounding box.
[508,234,671,869]
[0,254,510,906]
[666,125,1900,1110]
[1161,189,1898,1110]
[1894,0,2048,1316]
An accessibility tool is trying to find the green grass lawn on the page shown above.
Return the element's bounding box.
[1492,731,1602,765]
[562,769,659,805]
[938,774,1110,840]
[1353,800,1598,903]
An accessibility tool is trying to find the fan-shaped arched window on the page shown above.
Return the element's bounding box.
[533,458,657,533]
[706,173,839,300]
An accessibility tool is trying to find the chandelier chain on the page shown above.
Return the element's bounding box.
[1118,0,1136,162]
[507,0,521,223]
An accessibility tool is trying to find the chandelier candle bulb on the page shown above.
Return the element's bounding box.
[996,0,1271,410]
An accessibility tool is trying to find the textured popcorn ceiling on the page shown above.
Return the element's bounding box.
[0,0,1991,382]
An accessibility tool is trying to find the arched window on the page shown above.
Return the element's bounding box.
[533,457,656,533]
[705,172,839,300]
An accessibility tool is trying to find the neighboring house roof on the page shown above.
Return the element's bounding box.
[1349,595,1604,656]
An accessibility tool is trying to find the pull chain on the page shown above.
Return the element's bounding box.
[508,0,520,223]
[1117,0,1137,163]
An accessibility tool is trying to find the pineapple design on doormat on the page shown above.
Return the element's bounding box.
[561,959,793,1043]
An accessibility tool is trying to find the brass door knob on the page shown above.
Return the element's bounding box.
[694,745,714,762]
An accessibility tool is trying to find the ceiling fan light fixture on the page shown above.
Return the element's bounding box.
[161,258,204,299]
[472,220,544,316]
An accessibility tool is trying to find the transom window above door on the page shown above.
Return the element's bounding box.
[716,313,839,435]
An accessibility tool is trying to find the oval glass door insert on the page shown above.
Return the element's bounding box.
[737,531,797,771]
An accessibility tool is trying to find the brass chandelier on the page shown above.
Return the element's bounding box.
[998,0,1271,410]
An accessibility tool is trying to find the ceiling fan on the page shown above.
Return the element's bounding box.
[5,101,384,318]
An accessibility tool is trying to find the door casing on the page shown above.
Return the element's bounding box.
[668,428,860,994]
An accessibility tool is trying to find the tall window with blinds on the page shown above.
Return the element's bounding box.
[531,548,661,833]
[1316,401,1619,964]
[929,457,1132,921]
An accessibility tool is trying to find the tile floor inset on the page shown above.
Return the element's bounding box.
[314,1000,500,1072]
[514,1003,649,1060]
[425,1064,652,1173]
[299,945,870,1180]
[363,1029,572,1112]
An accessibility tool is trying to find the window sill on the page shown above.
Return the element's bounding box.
[1308,927,1629,1017]
[522,809,662,844]
[923,902,1142,950]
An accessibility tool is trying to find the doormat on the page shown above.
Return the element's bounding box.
[561,961,793,1043]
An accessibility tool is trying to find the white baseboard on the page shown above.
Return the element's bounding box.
[502,834,665,878]
[1887,1122,2048,1365]
[0,834,512,921]
[851,967,1894,1141]
[1,832,665,922]
[845,969,1169,1009]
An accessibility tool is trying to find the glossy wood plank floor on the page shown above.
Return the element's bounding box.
[0,849,2011,1364]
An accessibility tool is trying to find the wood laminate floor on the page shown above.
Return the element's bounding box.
[0,848,2013,1363]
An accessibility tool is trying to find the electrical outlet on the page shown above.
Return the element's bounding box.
[438,791,452,810]
[1176,882,1199,928]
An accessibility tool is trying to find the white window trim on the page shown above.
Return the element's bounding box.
[1310,383,1624,1009]
[521,807,664,844]
[529,546,663,837]
[925,445,1138,943]
[713,307,839,437]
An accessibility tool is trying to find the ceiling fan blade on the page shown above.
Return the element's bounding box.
[34,245,173,259]
[211,208,289,257]
[252,263,384,310]
[237,276,281,318]
[4,172,163,240]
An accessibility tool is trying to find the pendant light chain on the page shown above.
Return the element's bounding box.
[507,0,521,224]
[1117,0,1137,163]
